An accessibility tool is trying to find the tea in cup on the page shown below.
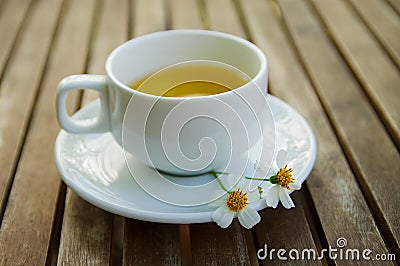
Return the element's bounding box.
[57,30,269,175]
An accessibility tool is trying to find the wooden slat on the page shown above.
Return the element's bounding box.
[81,0,130,104]
[240,0,393,265]
[204,0,246,38]
[171,2,257,264]
[310,0,400,149]
[123,220,180,265]
[0,0,31,74]
[131,0,167,37]
[168,3,210,265]
[348,0,400,69]
[190,221,253,265]
[169,0,202,29]
[386,0,400,16]
[0,0,58,219]
[200,1,321,265]
[58,191,113,266]
[123,2,182,265]
[86,0,129,75]
[254,193,322,265]
[0,0,74,264]
[58,0,130,264]
[277,0,400,256]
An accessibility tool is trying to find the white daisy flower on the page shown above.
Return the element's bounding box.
[258,150,301,209]
[209,174,261,229]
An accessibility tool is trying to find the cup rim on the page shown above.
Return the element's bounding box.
[105,29,267,101]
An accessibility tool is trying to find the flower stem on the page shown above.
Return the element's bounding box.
[245,176,271,182]
[213,171,228,175]
[211,171,230,193]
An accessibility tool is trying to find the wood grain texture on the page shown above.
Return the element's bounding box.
[0,0,398,265]
[0,0,61,220]
[254,192,322,265]
[0,0,31,74]
[176,3,257,264]
[122,2,182,265]
[131,0,167,37]
[123,219,180,265]
[204,0,246,38]
[58,191,113,266]
[348,0,400,69]
[277,0,400,256]
[240,0,393,265]
[169,2,259,264]
[81,0,130,105]
[310,0,400,149]
[169,0,203,29]
[386,0,400,15]
[203,2,320,265]
[58,0,130,264]
[190,221,252,265]
[0,0,83,264]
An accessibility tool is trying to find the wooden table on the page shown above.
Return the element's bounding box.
[0,0,399,265]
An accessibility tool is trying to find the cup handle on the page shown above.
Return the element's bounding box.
[56,74,110,133]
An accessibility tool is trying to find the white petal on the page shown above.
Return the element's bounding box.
[211,206,225,222]
[238,207,261,229]
[276,149,288,168]
[212,207,234,228]
[279,189,295,209]
[289,180,301,191]
[265,186,280,208]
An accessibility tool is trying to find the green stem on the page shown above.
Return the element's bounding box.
[213,171,228,175]
[211,171,230,193]
[245,176,271,182]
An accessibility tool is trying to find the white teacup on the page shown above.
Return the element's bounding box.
[57,30,269,176]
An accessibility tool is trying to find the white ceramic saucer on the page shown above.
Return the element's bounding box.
[54,95,316,224]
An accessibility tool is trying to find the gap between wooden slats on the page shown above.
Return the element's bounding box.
[169,0,323,264]
[56,0,131,265]
[169,0,203,29]
[186,0,320,265]
[346,0,400,73]
[168,2,201,263]
[122,1,184,265]
[0,0,72,264]
[0,0,37,222]
[385,0,400,16]
[240,0,394,265]
[123,220,181,265]
[203,0,247,39]
[276,0,400,259]
[0,0,32,82]
[309,0,400,151]
[47,0,109,265]
[170,0,255,264]
[253,192,326,266]
[131,0,167,37]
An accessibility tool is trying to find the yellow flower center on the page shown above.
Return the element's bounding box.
[277,165,294,189]
[226,189,248,211]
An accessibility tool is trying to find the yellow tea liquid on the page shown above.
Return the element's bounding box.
[129,63,248,97]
